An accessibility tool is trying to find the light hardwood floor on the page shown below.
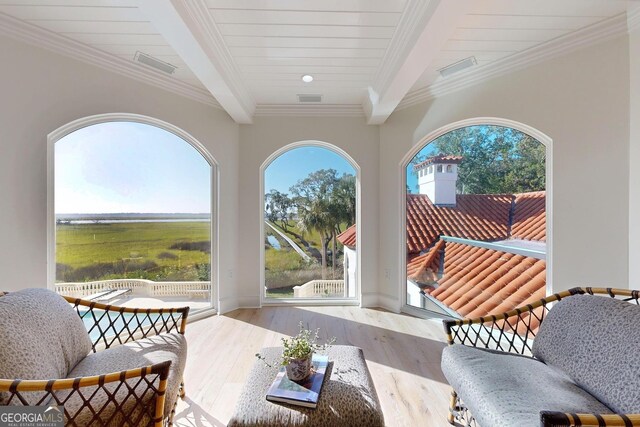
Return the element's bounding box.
[173,306,453,427]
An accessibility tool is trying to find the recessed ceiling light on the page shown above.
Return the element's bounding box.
[302,74,314,83]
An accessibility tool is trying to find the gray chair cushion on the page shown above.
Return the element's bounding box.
[532,294,640,414]
[0,288,92,405]
[65,333,187,422]
[441,345,612,427]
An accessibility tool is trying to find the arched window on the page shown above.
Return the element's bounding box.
[262,144,358,303]
[50,117,216,312]
[404,123,549,318]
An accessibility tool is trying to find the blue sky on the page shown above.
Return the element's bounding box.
[55,122,211,214]
[265,146,355,194]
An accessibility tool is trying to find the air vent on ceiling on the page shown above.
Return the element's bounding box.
[134,51,177,75]
[438,56,477,78]
[297,94,323,103]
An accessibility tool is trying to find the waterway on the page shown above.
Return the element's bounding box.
[267,235,282,249]
[61,219,210,224]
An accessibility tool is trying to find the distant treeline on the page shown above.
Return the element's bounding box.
[56,212,211,221]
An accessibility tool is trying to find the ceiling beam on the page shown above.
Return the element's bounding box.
[364,0,471,125]
[138,0,254,123]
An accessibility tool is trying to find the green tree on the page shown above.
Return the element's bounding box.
[295,198,334,279]
[416,125,545,194]
[332,174,357,229]
[329,174,356,278]
[265,189,293,231]
[290,169,339,279]
[289,169,356,279]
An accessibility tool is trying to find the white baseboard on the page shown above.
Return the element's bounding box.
[217,296,239,314]
[361,292,379,307]
[237,295,261,309]
[378,293,402,313]
[361,292,402,313]
[221,293,401,313]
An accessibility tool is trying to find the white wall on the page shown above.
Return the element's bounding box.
[344,246,357,298]
[629,13,640,287]
[238,116,379,308]
[0,35,240,309]
[0,30,635,312]
[379,35,631,310]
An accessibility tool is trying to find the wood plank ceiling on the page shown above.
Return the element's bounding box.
[0,0,632,123]
[206,0,406,105]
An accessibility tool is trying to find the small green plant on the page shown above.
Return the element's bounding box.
[256,322,335,367]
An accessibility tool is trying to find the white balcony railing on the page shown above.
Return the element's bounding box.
[56,279,211,299]
[293,280,345,298]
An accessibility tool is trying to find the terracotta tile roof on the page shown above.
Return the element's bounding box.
[425,241,546,321]
[413,155,463,170]
[407,240,444,283]
[342,191,545,253]
[336,224,356,248]
[511,191,546,241]
[339,189,546,322]
[406,193,513,254]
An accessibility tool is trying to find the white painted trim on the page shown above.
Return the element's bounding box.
[397,13,629,111]
[628,5,640,33]
[378,293,402,313]
[254,104,365,117]
[402,303,453,321]
[360,292,379,308]
[397,117,553,314]
[217,296,239,314]
[262,299,360,307]
[46,113,221,313]
[258,141,362,307]
[0,12,219,109]
[188,308,217,323]
[372,0,436,93]
[138,0,255,123]
[366,0,471,124]
[237,296,262,309]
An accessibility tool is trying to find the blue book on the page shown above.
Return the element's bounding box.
[265,354,329,408]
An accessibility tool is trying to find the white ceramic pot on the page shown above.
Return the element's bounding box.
[285,353,313,382]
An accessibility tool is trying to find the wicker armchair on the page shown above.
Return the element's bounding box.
[0,288,189,427]
[442,287,640,427]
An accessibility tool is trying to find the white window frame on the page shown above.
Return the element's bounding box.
[398,117,553,319]
[47,113,220,318]
[259,140,361,307]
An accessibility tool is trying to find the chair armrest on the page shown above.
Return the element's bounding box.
[0,361,171,427]
[541,410,640,426]
[442,288,582,355]
[64,296,189,351]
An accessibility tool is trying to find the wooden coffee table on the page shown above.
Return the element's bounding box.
[228,345,384,427]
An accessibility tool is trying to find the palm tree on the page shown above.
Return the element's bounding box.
[296,198,333,279]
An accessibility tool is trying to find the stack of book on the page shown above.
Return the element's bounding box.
[265,354,329,408]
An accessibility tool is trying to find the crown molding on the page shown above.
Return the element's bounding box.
[254,104,364,117]
[396,12,629,111]
[175,0,255,119]
[372,0,434,94]
[628,5,640,33]
[0,12,220,109]
[366,0,470,124]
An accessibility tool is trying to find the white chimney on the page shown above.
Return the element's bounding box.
[414,156,462,206]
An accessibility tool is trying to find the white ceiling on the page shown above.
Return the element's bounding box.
[0,0,634,123]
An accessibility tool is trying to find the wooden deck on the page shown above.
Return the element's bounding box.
[174,306,453,427]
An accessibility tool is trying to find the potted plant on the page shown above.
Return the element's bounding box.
[257,322,335,382]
